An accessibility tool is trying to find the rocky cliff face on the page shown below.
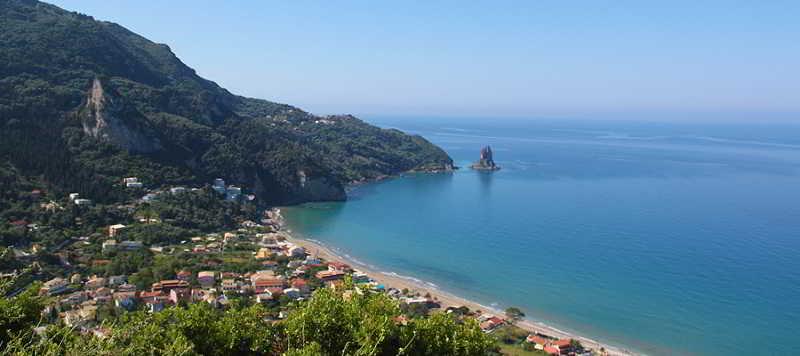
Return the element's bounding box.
[471,146,500,171]
[80,79,162,153]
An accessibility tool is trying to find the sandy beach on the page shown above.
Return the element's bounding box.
[274,208,636,356]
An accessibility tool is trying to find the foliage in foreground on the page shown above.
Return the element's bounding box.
[1,281,497,355]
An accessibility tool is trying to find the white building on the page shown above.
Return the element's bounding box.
[212,179,226,194]
[73,198,92,206]
[42,277,68,295]
[283,288,301,300]
[255,292,273,303]
[170,187,187,195]
[225,186,242,201]
[102,240,117,252]
[108,224,126,237]
[119,240,143,251]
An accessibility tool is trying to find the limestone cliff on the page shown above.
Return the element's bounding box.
[80,79,162,153]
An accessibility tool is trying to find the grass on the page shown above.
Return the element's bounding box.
[492,324,549,356]
[498,343,548,356]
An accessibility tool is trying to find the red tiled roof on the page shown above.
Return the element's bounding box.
[327,261,350,269]
[139,291,163,298]
[266,287,283,295]
[543,346,560,355]
[254,279,285,287]
[526,335,547,345]
[553,339,572,348]
[10,220,28,226]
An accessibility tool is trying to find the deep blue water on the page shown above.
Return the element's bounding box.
[284,118,800,355]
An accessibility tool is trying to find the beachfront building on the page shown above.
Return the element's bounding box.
[304,255,321,265]
[479,315,505,332]
[315,270,345,282]
[352,271,370,284]
[327,261,352,272]
[287,246,306,258]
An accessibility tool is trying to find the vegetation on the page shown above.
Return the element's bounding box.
[0,0,453,207]
[0,276,497,355]
[504,307,526,322]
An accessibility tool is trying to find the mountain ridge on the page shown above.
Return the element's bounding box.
[0,0,454,205]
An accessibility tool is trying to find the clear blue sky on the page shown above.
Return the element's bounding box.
[49,1,800,121]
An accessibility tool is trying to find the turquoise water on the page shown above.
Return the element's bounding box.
[283,118,800,355]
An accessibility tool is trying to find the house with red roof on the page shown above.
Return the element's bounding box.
[479,316,505,332]
[525,335,548,350]
[291,278,310,294]
[253,278,285,294]
[327,261,352,272]
[315,270,345,282]
[543,346,560,355]
[176,270,192,281]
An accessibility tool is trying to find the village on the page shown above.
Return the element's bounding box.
[13,177,592,356]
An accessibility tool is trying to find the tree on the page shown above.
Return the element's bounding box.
[0,277,44,347]
[505,307,525,322]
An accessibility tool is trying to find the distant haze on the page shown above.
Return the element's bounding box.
[49,1,800,121]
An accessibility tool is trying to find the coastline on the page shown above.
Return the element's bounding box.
[274,208,637,356]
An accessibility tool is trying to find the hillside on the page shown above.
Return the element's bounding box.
[0,0,453,205]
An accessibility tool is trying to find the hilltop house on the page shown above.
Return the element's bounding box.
[84,276,106,290]
[41,277,68,295]
[102,240,117,252]
[108,224,126,237]
[113,292,137,310]
[151,280,190,294]
[255,291,273,303]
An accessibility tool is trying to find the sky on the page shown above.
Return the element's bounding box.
[48,1,800,121]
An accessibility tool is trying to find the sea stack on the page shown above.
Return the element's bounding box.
[471,146,500,171]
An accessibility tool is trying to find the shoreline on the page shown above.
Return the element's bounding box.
[274,208,638,356]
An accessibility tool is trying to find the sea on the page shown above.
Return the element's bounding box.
[282,117,800,355]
